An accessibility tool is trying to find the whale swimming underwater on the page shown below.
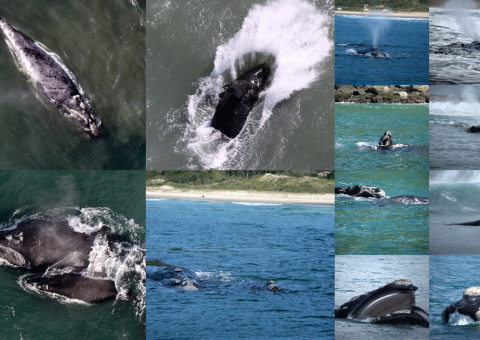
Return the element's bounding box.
[0,16,102,137]
[210,64,270,139]
[0,219,117,303]
[442,287,480,323]
[335,279,429,327]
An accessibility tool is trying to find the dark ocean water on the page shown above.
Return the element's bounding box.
[430,171,480,254]
[335,103,429,170]
[147,0,334,170]
[0,171,146,339]
[0,0,146,170]
[430,6,480,84]
[335,14,429,84]
[335,170,429,255]
[146,199,334,339]
[335,255,429,340]
[430,256,480,339]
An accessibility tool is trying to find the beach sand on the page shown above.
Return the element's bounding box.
[335,10,429,18]
[146,187,334,205]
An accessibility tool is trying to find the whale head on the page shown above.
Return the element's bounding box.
[378,131,393,147]
[238,64,270,91]
[66,94,102,138]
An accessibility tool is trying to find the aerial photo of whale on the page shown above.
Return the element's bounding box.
[0,170,146,339]
[0,1,146,170]
[147,0,334,170]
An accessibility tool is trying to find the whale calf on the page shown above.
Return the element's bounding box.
[335,279,429,327]
[0,16,102,137]
[210,64,270,138]
[442,286,480,323]
[0,219,117,303]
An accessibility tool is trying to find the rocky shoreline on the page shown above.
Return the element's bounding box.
[335,85,429,103]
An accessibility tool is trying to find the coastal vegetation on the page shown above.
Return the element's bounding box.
[335,0,429,12]
[146,170,334,194]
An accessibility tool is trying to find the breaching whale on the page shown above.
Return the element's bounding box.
[377,131,409,150]
[0,16,102,137]
[335,185,386,198]
[335,279,429,327]
[210,64,270,139]
[0,219,117,303]
[442,286,480,323]
[357,46,387,58]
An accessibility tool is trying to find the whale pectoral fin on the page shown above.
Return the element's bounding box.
[26,273,117,304]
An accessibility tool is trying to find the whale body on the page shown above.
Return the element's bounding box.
[0,219,117,303]
[0,16,102,137]
[377,131,409,150]
[357,46,387,58]
[442,286,480,323]
[210,64,270,139]
[335,185,386,198]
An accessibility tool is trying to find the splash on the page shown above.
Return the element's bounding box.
[430,85,480,120]
[430,170,480,183]
[365,10,392,47]
[445,0,480,41]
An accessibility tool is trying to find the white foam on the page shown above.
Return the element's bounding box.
[444,0,480,41]
[231,202,282,206]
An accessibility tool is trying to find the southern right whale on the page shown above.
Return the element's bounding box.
[335,279,429,327]
[0,16,102,137]
[357,46,387,58]
[377,131,409,150]
[336,185,429,204]
[0,219,117,303]
[210,64,270,139]
[442,286,480,323]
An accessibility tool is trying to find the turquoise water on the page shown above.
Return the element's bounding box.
[0,171,146,339]
[336,170,429,255]
[0,1,146,170]
[147,199,334,339]
[335,103,429,170]
[335,255,429,340]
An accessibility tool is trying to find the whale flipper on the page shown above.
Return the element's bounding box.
[0,16,102,137]
[442,287,480,323]
[210,64,270,139]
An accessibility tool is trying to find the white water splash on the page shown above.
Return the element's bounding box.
[445,0,480,41]
[430,170,480,183]
[365,10,393,47]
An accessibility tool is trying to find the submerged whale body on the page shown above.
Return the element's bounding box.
[357,46,387,58]
[210,64,270,139]
[442,286,480,323]
[148,266,200,291]
[467,126,480,133]
[0,219,117,303]
[0,16,102,137]
[335,185,386,198]
[335,279,429,327]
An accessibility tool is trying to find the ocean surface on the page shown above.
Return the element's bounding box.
[335,103,429,170]
[146,0,335,170]
[335,14,429,85]
[335,170,429,255]
[430,94,480,169]
[430,171,480,254]
[430,5,480,84]
[335,255,429,340]
[146,199,334,339]
[0,1,146,170]
[430,256,480,339]
[0,171,146,339]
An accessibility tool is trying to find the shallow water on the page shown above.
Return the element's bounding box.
[146,0,334,170]
[335,14,429,84]
[0,0,146,170]
[147,199,334,339]
[335,103,429,170]
[335,170,429,255]
[335,255,429,340]
[0,171,146,339]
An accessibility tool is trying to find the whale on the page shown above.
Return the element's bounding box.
[148,266,199,291]
[448,219,480,226]
[335,279,429,327]
[0,16,102,137]
[210,64,270,139]
[467,126,480,133]
[335,185,386,198]
[377,131,409,150]
[357,46,387,58]
[442,287,480,323]
[0,219,117,303]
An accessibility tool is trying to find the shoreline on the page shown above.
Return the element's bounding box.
[335,10,429,18]
[146,188,334,206]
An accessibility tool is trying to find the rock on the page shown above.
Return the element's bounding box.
[395,91,408,99]
[410,85,429,92]
[353,89,366,95]
[371,86,391,95]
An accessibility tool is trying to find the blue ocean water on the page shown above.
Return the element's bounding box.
[430,256,480,339]
[146,199,334,339]
[335,103,429,170]
[336,170,429,255]
[335,14,429,84]
[336,255,429,340]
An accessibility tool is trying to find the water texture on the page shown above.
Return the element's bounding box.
[335,170,429,255]
[335,103,429,170]
[147,199,334,339]
[0,171,146,339]
[147,0,334,169]
[0,0,146,170]
[335,255,429,340]
[335,14,429,84]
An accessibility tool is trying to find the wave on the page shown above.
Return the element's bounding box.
[430,170,480,183]
[231,202,283,206]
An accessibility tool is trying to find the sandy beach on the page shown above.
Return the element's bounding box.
[335,10,428,18]
[146,186,334,205]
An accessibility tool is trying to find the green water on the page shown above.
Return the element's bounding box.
[0,0,146,170]
[0,171,146,339]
